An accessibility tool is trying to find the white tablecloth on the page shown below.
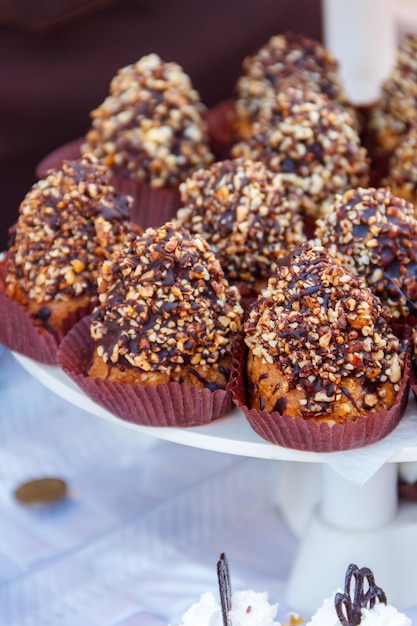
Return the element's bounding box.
[0,345,416,625]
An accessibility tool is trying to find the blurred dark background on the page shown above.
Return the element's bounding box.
[0,0,322,249]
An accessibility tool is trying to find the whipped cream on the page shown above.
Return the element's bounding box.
[306,590,411,626]
[177,589,281,626]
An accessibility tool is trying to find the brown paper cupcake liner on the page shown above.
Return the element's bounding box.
[57,316,233,428]
[0,266,94,365]
[206,99,236,161]
[410,362,417,400]
[369,147,392,188]
[35,138,84,179]
[357,103,392,187]
[229,328,411,452]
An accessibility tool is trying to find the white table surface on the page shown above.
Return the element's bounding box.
[1,344,417,625]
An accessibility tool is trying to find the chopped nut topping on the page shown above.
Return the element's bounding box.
[244,242,405,416]
[234,31,354,132]
[231,86,369,219]
[82,53,214,187]
[5,154,138,304]
[90,222,243,375]
[175,158,306,287]
[369,35,417,152]
[315,187,417,318]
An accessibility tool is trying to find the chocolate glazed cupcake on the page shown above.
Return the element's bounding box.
[175,158,306,297]
[230,243,410,451]
[58,222,243,427]
[234,31,356,139]
[81,53,214,228]
[231,85,369,224]
[207,31,360,165]
[315,187,417,321]
[0,154,140,364]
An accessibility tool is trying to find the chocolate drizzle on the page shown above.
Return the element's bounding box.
[217,553,232,626]
[335,563,387,626]
[32,307,53,333]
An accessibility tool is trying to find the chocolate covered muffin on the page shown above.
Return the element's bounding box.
[175,158,306,294]
[315,187,417,319]
[2,154,139,341]
[88,222,243,390]
[82,53,214,189]
[369,35,417,155]
[231,85,369,220]
[243,243,406,424]
[234,31,354,138]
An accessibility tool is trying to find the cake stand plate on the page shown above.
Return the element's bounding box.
[12,352,417,615]
[11,352,326,463]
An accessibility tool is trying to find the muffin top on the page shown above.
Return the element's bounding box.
[5,154,137,304]
[244,243,404,417]
[175,158,306,287]
[82,53,214,187]
[90,222,243,375]
[231,86,369,219]
[315,187,417,318]
[369,35,417,151]
[235,31,350,127]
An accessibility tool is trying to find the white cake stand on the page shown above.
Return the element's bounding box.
[8,2,417,616]
[322,0,397,104]
[12,352,417,616]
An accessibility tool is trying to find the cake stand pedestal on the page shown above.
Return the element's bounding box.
[278,462,417,614]
[322,0,396,104]
[12,352,417,617]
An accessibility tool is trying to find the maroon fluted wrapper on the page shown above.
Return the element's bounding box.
[35,138,84,179]
[356,102,394,187]
[229,328,411,452]
[0,263,94,365]
[410,366,417,402]
[57,316,233,428]
[366,143,392,188]
[205,99,236,161]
